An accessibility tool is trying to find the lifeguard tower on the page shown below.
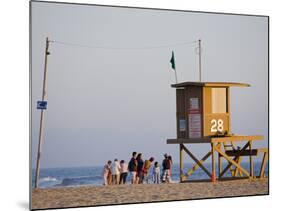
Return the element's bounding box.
[166,81,268,182]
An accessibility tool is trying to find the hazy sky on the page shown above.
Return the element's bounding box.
[31,2,268,168]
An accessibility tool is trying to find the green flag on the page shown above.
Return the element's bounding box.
[170,51,176,70]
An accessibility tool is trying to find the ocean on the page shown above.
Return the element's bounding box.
[32,162,268,188]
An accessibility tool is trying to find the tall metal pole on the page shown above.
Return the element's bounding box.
[174,68,178,84]
[34,37,50,188]
[198,39,202,82]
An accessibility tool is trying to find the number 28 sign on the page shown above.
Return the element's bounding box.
[210,119,224,133]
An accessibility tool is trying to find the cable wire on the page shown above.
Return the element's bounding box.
[50,39,198,50]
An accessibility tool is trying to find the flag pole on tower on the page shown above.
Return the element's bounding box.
[198,39,202,82]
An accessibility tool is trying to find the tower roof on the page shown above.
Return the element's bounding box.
[171,81,250,88]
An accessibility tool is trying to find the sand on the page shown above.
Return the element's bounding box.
[32,178,268,210]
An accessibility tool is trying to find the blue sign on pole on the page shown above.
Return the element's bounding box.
[37,101,47,110]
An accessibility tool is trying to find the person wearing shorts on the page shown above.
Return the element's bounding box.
[102,160,112,186]
[142,157,154,184]
[128,152,138,184]
[119,160,128,184]
[111,158,121,185]
[162,153,171,183]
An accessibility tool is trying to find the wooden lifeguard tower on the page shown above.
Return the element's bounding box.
[166,81,268,182]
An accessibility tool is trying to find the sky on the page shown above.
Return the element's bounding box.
[31,1,268,168]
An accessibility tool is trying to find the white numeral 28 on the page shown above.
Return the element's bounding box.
[211,119,224,133]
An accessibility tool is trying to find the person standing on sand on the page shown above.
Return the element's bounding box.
[128,152,138,184]
[107,169,112,185]
[102,160,112,186]
[119,160,128,184]
[136,153,144,184]
[111,159,121,185]
[168,155,173,182]
[153,161,160,184]
[162,153,171,183]
[142,157,154,184]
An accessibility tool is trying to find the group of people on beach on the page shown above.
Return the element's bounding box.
[102,152,173,186]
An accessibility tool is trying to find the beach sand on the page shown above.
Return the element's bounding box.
[32,178,268,210]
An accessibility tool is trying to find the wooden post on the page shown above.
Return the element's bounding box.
[249,140,254,178]
[259,150,268,178]
[218,154,222,179]
[34,37,50,188]
[180,144,184,182]
[211,143,216,183]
